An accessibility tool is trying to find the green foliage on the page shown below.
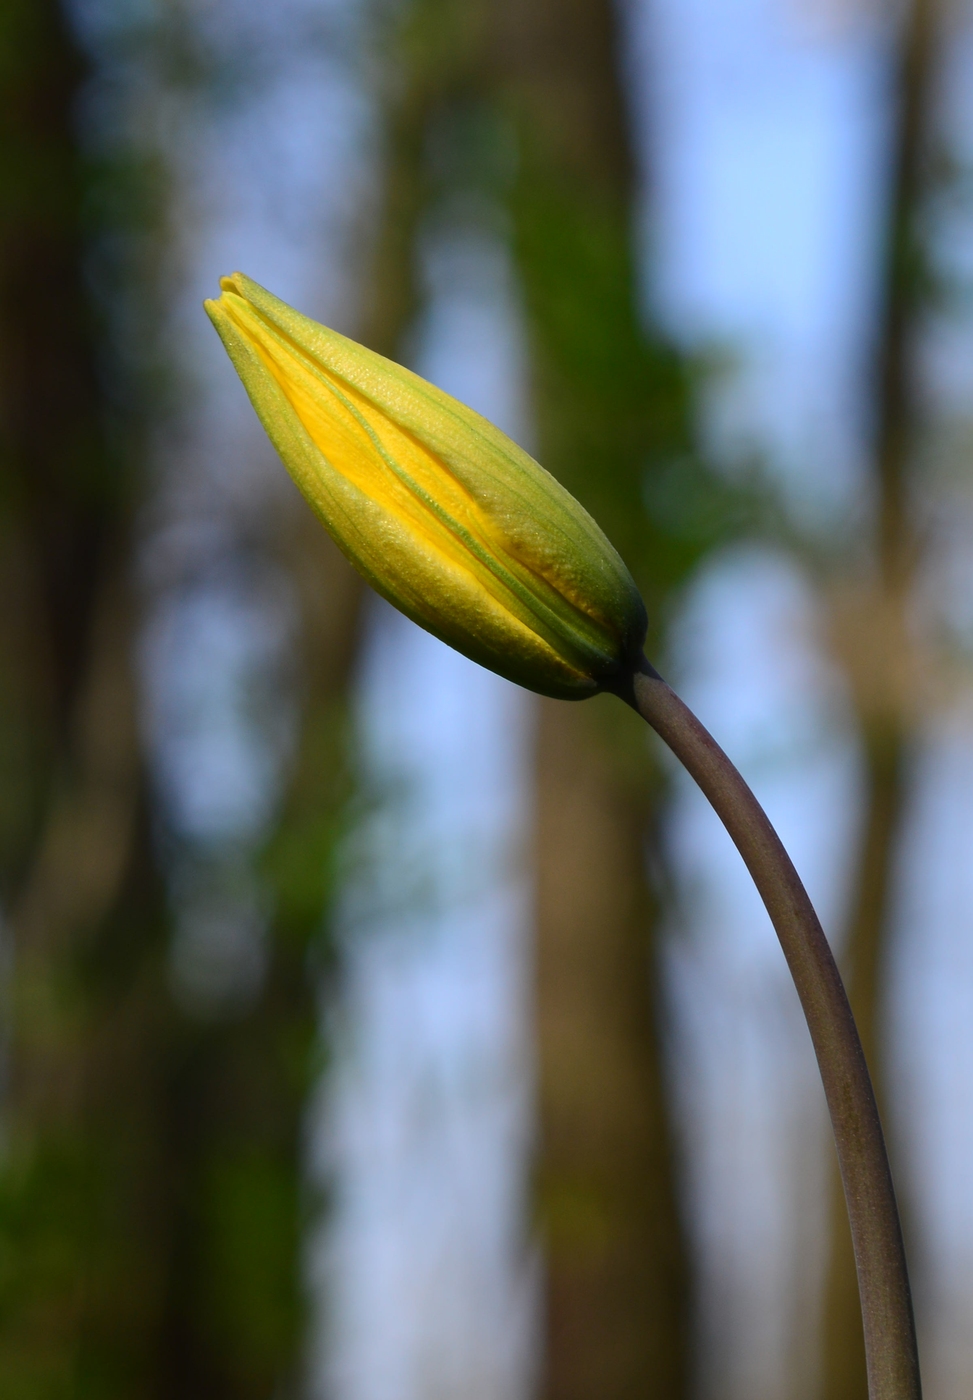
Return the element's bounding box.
[261,703,355,961]
[507,136,734,647]
[196,1150,304,1376]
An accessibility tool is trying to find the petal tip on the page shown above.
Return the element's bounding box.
[219,271,247,295]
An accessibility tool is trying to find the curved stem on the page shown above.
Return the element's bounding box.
[618,658,920,1400]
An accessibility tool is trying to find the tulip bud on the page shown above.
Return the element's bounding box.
[204,273,647,700]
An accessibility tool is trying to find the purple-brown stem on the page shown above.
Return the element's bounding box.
[616,658,920,1400]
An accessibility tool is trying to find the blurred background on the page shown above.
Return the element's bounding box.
[2,0,973,1397]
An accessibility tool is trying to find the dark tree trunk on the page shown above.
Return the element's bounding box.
[487,2,699,1395]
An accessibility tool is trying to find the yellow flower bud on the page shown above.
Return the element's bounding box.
[204,273,647,700]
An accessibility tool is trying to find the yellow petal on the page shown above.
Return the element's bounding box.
[205,272,647,700]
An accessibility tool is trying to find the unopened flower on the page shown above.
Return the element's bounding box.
[205,273,647,699]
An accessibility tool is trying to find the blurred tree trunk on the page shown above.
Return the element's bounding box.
[154,15,448,1383]
[0,1,176,1392]
[819,2,939,1396]
[154,520,365,1400]
[488,3,700,1397]
[0,5,370,1397]
[358,4,711,1395]
[532,696,688,1400]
